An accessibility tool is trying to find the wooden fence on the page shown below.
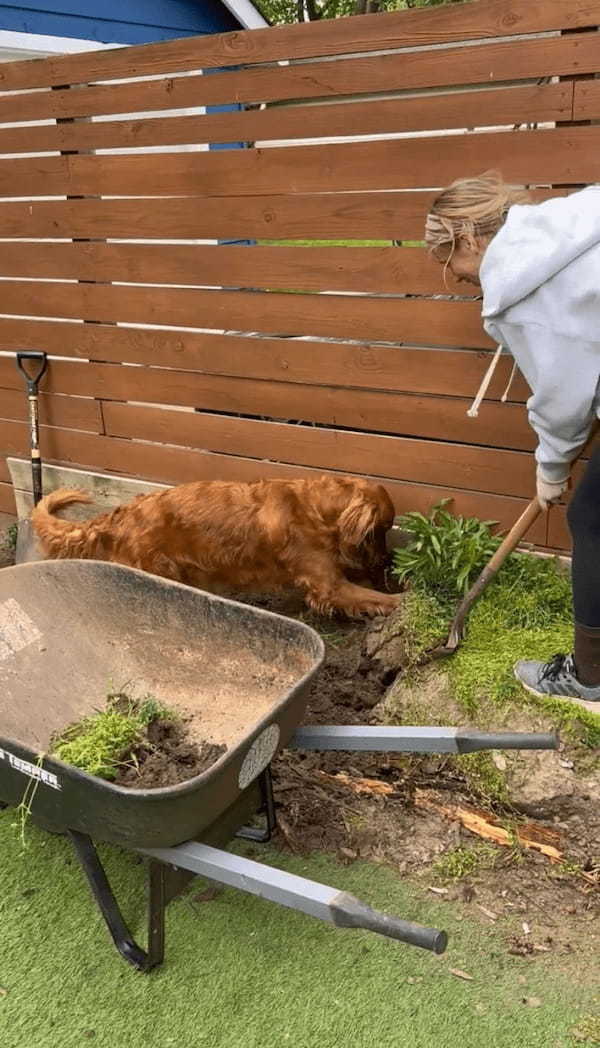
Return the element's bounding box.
[0,0,599,549]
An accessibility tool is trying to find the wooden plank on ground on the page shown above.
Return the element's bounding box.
[7,458,168,519]
[0,418,548,544]
[0,242,461,296]
[0,187,564,242]
[0,127,597,198]
[101,400,536,493]
[0,83,573,155]
[0,281,491,348]
[0,34,594,124]
[573,79,600,120]
[0,387,101,432]
[0,0,597,91]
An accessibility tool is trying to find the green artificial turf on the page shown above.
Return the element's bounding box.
[0,813,596,1048]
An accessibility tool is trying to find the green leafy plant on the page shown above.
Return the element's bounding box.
[51,691,174,780]
[391,501,501,603]
[12,753,46,847]
[432,843,498,881]
[6,522,17,551]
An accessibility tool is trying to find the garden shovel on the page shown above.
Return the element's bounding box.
[14,350,48,565]
[428,497,543,659]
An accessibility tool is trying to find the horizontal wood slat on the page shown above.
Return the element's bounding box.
[0,0,597,91]
[547,505,571,550]
[0,418,547,544]
[0,387,101,431]
[101,401,537,493]
[0,35,593,125]
[0,281,491,348]
[104,394,534,451]
[0,242,462,296]
[0,188,564,242]
[0,324,530,400]
[1,128,598,198]
[573,78,600,119]
[0,480,16,515]
[0,83,573,156]
[0,357,530,431]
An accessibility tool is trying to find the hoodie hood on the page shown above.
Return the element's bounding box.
[481,185,600,320]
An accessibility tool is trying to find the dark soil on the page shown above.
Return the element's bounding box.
[234,591,599,961]
[115,718,226,789]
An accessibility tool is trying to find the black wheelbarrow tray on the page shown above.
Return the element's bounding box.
[0,560,558,970]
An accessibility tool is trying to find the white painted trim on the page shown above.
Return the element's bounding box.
[0,30,121,58]
[209,0,268,30]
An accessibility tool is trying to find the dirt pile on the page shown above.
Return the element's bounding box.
[115,717,225,789]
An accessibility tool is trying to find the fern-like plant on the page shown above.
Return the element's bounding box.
[391,501,501,603]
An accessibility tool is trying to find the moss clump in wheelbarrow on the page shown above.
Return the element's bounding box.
[51,692,226,788]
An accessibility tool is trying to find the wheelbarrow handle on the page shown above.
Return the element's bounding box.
[141,841,448,954]
[16,350,48,394]
[331,892,447,954]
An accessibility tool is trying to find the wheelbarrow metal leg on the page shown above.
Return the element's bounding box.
[236,767,277,843]
[68,830,165,971]
[289,725,558,753]
[140,841,447,954]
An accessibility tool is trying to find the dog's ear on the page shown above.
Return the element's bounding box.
[338,495,379,548]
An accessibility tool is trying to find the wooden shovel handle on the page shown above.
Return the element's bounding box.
[444,498,543,651]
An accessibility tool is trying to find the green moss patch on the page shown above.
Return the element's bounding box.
[432,842,499,881]
[51,693,175,780]
[391,505,600,748]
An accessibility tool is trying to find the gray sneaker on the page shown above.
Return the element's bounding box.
[514,653,600,712]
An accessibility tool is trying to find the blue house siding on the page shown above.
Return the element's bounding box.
[0,0,240,43]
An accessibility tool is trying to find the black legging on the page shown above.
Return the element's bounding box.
[567,444,600,627]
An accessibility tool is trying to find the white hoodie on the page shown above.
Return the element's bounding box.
[480,185,600,482]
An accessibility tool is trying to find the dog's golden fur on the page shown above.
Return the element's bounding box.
[31,475,400,618]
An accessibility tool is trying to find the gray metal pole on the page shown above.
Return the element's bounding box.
[289,725,558,753]
[140,841,447,954]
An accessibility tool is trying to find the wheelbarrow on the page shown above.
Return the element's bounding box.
[0,560,558,970]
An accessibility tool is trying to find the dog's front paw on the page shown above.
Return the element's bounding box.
[350,593,401,619]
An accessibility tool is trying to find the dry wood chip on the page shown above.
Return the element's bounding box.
[339,847,357,860]
[428,886,449,896]
[449,969,474,982]
[413,790,562,862]
[477,905,498,921]
[316,771,395,796]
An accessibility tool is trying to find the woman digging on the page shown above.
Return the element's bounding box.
[425,172,600,709]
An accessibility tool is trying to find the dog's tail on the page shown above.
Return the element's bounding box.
[31,489,95,558]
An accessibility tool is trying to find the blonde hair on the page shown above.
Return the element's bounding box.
[425,171,531,259]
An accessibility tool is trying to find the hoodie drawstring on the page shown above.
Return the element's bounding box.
[466,344,503,418]
[500,358,518,403]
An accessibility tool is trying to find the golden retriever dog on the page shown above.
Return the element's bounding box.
[31,475,400,618]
